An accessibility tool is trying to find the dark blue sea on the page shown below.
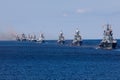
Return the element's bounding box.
[0,40,120,80]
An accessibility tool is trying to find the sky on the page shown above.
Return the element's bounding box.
[0,0,120,40]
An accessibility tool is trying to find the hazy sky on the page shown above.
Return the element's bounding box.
[0,0,120,40]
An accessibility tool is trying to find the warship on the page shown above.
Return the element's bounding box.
[21,33,27,41]
[16,33,27,41]
[28,34,32,41]
[37,33,45,43]
[72,29,82,46]
[99,24,117,49]
[57,31,65,44]
[27,34,37,42]
[16,34,21,41]
[31,34,37,42]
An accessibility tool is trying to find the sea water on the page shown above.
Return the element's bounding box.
[0,40,120,80]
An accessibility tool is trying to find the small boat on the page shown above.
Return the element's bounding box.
[99,24,117,49]
[57,31,65,44]
[37,33,45,43]
[72,29,82,46]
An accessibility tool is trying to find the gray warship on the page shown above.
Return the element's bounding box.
[37,33,45,43]
[72,29,82,46]
[16,33,27,41]
[99,24,117,49]
[57,31,65,44]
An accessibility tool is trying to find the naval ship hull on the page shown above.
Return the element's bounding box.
[57,40,65,44]
[99,42,117,49]
[72,41,82,46]
[16,39,27,41]
[22,39,27,41]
